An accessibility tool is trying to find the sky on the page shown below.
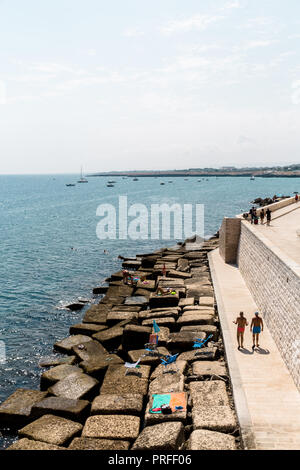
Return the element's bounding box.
[0,0,300,174]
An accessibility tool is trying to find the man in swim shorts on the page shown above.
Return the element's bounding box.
[233,312,248,350]
[250,311,264,349]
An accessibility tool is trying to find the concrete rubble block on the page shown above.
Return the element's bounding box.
[0,389,48,428]
[156,326,170,345]
[144,394,188,425]
[142,317,176,329]
[187,429,237,450]
[31,396,90,422]
[106,284,134,298]
[192,361,227,380]
[139,309,179,320]
[149,292,179,309]
[154,263,177,271]
[190,266,208,274]
[167,331,206,351]
[167,269,192,279]
[91,393,143,416]
[82,415,140,441]
[178,297,194,307]
[124,296,149,306]
[18,414,83,446]
[48,373,99,400]
[134,288,151,299]
[92,286,108,295]
[100,364,150,395]
[177,314,214,327]
[200,296,215,307]
[189,381,230,407]
[180,325,219,341]
[149,372,185,395]
[93,326,123,350]
[82,305,109,324]
[157,276,185,287]
[72,340,108,362]
[122,324,152,350]
[150,360,188,380]
[68,437,130,450]
[70,323,107,336]
[187,287,214,298]
[100,296,124,305]
[128,347,170,367]
[39,356,77,367]
[192,405,237,433]
[112,305,141,312]
[177,348,217,363]
[177,258,190,271]
[136,279,156,291]
[183,305,214,313]
[132,422,184,450]
[54,335,93,354]
[79,354,123,377]
[6,438,64,450]
[40,364,83,390]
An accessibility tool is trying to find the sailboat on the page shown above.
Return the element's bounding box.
[77,167,88,183]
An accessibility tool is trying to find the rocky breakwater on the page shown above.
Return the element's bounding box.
[0,236,241,451]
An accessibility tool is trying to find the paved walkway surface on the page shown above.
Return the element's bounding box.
[209,248,300,450]
[251,203,300,266]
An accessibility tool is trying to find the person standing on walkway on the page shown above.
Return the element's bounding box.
[260,208,265,225]
[249,207,255,224]
[295,193,299,203]
[266,208,271,226]
[233,312,248,350]
[251,312,264,349]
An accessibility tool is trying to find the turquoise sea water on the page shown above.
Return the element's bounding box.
[0,174,299,447]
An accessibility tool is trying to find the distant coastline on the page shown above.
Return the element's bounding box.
[88,169,300,178]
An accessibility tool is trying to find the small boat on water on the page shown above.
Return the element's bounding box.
[66,184,76,187]
[107,184,114,187]
[133,178,139,181]
[160,182,165,185]
[250,175,255,181]
[78,167,88,183]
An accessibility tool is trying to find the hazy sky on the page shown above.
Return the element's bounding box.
[1,0,300,174]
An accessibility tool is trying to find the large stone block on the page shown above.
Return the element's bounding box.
[31,396,90,422]
[180,325,219,341]
[48,373,99,400]
[128,347,170,367]
[82,415,140,441]
[91,394,143,416]
[72,340,107,362]
[187,429,237,450]
[132,422,184,450]
[142,317,176,329]
[19,414,83,446]
[54,335,93,354]
[70,323,107,336]
[177,348,217,363]
[68,437,130,450]
[150,360,188,380]
[41,365,83,390]
[148,372,185,395]
[167,331,206,351]
[189,381,229,407]
[177,314,214,326]
[0,389,48,428]
[122,324,152,350]
[192,361,227,380]
[192,405,237,433]
[106,311,138,325]
[100,364,150,395]
[6,438,64,450]
[149,292,179,309]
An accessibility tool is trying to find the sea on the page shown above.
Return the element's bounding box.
[0,174,299,448]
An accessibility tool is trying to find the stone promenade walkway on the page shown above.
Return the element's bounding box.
[209,248,300,450]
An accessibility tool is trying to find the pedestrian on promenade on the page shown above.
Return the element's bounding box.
[295,193,299,203]
[233,312,248,350]
[251,312,264,350]
[249,207,255,224]
[266,208,271,226]
[260,209,265,225]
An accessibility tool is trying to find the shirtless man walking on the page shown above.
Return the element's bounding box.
[251,311,264,350]
[233,312,248,350]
